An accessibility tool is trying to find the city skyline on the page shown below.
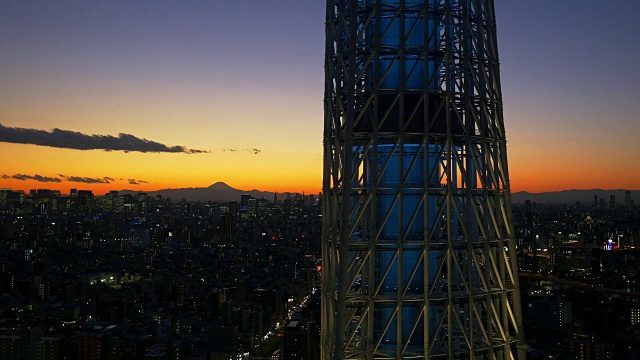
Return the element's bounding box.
[2,1,639,196]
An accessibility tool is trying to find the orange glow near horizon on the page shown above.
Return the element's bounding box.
[0,179,322,197]
[0,141,324,196]
[3,137,640,196]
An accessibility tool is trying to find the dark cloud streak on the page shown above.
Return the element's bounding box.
[2,173,149,185]
[10,174,62,183]
[0,123,209,154]
[60,175,112,184]
[222,148,261,155]
[128,178,149,185]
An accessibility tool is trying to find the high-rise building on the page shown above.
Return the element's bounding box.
[75,332,104,360]
[283,319,309,360]
[322,1,526,358]
[0,335,20,360]
[240,194,252,212]
[0,189,9,208]
[206,326,237,360]
[631,307,640,326]
[625,190,633,207]
[609,195,616,209]
[525,200,533,233]
[220,212,235,245]
[570,333,614,360]
[37,335,65,360]
[248,197,257,215]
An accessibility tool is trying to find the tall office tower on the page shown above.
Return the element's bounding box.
[624,190,632,208]
[609,195,616,209]
[322,1,526,359]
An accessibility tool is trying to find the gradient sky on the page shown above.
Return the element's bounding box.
[1,1,638,195]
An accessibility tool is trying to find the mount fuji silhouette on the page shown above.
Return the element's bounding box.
[120,182,288,202]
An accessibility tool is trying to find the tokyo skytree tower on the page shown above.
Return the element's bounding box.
[321,0,526,359]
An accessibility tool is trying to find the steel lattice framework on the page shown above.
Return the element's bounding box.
[322,0,526,359]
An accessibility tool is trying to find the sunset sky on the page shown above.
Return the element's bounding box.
[1,1,639,195]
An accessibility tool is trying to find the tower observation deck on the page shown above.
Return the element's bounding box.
[322,1,526,359]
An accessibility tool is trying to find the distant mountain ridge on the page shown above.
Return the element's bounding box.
[119,182,289,203]
[511,189,639,204]
[119,183,639,204]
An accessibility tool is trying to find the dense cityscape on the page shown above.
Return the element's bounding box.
[0,188,639,359]
[0,188,322,359]
[514,192,640,359]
